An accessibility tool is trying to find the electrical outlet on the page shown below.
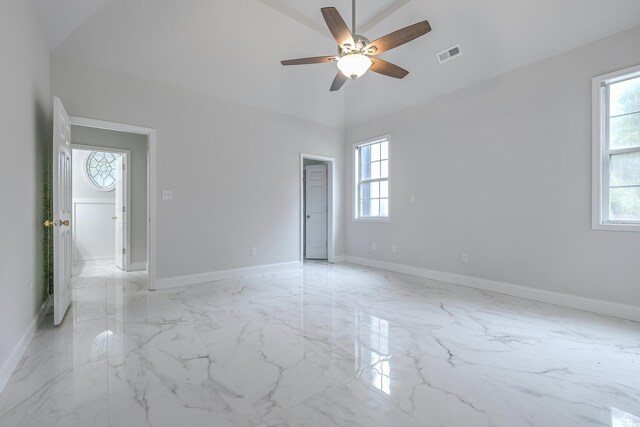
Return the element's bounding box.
[461,253,469,263]
[371,243,377,251]
[29,282,34,293]
[250,247,257,256]
[392,245,398,253]
[161,190,174,200]
[409,194,416,203]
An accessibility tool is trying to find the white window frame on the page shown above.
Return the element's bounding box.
[353,134,391,222]
[592,64,640,232]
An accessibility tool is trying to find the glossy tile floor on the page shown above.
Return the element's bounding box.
[0,261,639,426]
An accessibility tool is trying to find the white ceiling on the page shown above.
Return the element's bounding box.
[32,0,640,127]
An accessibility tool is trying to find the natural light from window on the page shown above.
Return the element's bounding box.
[608,76,640,222]
[355,137,389,220]
[593,66,640,230]
[354,311,391,395]
[611,407,640,427]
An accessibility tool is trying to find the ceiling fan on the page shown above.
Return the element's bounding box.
[281,0,432,91]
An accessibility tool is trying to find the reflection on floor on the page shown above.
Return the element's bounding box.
[0,261,639,426]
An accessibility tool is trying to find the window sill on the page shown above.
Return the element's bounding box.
[353,217,391,223]
[592,222,640,232]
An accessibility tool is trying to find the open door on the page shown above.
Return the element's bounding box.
[51,97,73,325]
[114,154,127,270]
[305,164,328,259]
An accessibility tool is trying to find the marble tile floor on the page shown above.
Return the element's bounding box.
[0,260,639,426]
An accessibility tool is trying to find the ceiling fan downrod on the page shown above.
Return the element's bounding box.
[352,0,356,35]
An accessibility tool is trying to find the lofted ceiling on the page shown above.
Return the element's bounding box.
[31,0,109,49]
[32,0,640,127]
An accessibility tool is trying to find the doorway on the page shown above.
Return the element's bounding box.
[69,116,157,290]
[300,153,336,263]
[70,147,130,270]
[49,98,157,326]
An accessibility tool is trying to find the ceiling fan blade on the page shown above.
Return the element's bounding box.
[330,71,348,91]
[365,20,431,55]
[321,7,355,49]
[370,58,409,79]
[281,56,338,66]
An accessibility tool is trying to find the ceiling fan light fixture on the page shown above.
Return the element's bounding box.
[337,53,372,80]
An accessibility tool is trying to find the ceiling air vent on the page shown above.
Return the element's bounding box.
[437,44,462,64]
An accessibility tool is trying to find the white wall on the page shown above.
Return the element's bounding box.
[0,0,50,384]
[51,57,345,281]
[346,26,640,307]
[71,129,149,269]
[71,149,116,264]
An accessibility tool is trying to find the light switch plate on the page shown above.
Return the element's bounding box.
[161,190,174,200]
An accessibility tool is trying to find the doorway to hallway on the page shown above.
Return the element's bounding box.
[71,148,129,270]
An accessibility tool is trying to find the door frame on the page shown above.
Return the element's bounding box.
[69,116,158,290]
[70,144,131,270]
[300,153,335,263]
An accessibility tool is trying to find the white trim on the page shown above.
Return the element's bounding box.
[333,255,346,263]
[300,153,336,263]
[0,297,51,394]
[72,198,116,205]
[74,256,113,265]
[591,64,640,232]
[128,262,148,272]
[154,261,302,290]
[69,116,158,290]
[345,256,640,322]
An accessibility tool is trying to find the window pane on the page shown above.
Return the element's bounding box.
[610,76,640,116]
[610,113,640,149]
[380,180,388,198]
[370,181,380,198]
[360,199,370,217]
[610,187,640,221]
[380,198,388,217]
[380,140,388,160]
[360,145,371,165]
[380,160,388,179]
[370,199,380,217]
[610,152,640,186]
[371,143,381,162]
[371,161,381,180]
[360,159,371,180]
[360,182,370,200]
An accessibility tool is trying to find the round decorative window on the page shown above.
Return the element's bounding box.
[85,151,119,191]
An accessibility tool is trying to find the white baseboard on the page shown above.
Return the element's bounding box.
[153,261,302,290]
[128,262,147,272]
[332,255,346,263]
[0,296,51,394]
[345,256,640,323]
[74,256,113,265]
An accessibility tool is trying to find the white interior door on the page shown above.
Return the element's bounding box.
[53,97,72,326]
[114,155,127,270]
[305,164,327,259]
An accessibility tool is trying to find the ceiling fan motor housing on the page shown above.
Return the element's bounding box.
[338,35,371,57]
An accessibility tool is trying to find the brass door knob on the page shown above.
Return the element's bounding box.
[112,216,117,220]
[61,220,70,227]
[44,219,54,227]
[306,215,311,219]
